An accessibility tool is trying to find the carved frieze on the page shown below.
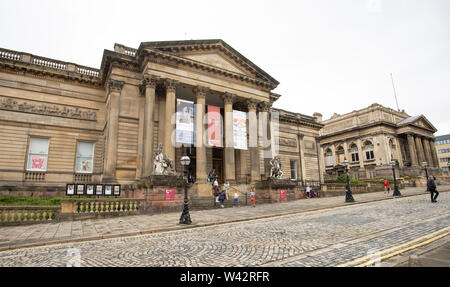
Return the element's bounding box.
[0,96,97,121]
[279,137,297,147]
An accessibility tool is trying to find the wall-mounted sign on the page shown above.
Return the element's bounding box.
[66,184,75,196]
[113,185,121,196]
[104,185,112,196]
[280,189,286,199]
[76,184,85,195]
[165,188,175,201]
[86,184,95,196]
[95,184,103,196]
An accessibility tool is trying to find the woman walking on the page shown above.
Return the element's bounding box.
[250,186,256,208]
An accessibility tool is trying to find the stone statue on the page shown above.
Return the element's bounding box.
[270,156,283,179]
[153,144,174,175]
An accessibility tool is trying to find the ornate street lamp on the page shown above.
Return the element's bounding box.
[390,159,401,196]
[343,158,355,202]
[179,154,191,225]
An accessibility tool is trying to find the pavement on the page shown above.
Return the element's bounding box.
[0,185,448,254]
[0,185,448,267]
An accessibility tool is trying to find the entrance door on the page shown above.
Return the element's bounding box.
[212,159,223,183]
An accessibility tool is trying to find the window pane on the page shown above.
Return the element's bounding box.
[29,138,49,154]
[77,142,94,157]
[76,157,93,173]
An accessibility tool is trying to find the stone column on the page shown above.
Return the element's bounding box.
[415,135,426,165]
[429,138,439,167]
[222,93,235,181]
[248,99,260,182]
[394,137,404,167]
[104,79,124,178]
[407,133,418,166]
[193,86,208,182]
[259,102,272,179]
[316,138,324,183]
[422,137,433,167]
[142,76,157,177]
[297,134,306,180]
[163,79,177,166]
[356,138,364,168]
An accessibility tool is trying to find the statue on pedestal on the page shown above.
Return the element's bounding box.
[153,143,174,175]
[270,156,283,179]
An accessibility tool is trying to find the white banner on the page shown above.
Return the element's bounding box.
[176,99,194,144]
[233,110,247,150]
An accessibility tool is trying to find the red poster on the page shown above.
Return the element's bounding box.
[165,189,175,201]
[280,190,286,199]
[207,105,222,147]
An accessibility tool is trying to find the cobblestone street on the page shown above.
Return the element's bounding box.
[0,189,448,267]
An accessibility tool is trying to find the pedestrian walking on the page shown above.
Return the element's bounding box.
[306,186,311,198]
[384,179,390,194]
[233,191,240,207]
[213,180,220,203]
[427,176,439,203]
[250,186,256,208]
[218,189,226,208]
[224,181,230,200]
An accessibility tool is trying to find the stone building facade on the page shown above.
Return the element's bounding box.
[435,134,450,172]
[0,40,322,197]
[317,103,440,181]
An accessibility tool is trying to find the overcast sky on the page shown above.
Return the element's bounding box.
[1,0,449,135]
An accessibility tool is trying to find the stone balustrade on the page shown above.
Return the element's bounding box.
[24,171,46,181]
[0,47,100,78]
[32,56,67,70]
[0,50,21,61]
[0,206,59,225]
[60,198,145,220]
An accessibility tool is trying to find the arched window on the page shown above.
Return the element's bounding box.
[325,148,334,166]
[363,140,375,160]
[350,143,359,162]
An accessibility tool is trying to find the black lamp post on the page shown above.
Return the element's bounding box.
[179,154,191,225]
[343,158,355,202]
[391,159,401,196]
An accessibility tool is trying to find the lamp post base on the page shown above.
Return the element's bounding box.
[179,201,191,225]
[345,190,355,202]
[392,186,402,197]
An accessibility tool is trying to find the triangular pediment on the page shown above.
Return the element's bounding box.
[397,115,437,132]
[177,51,252,76]
[139,40,279,86]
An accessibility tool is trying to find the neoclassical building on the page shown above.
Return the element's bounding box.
[317,103,439,180]
[0,40,322,197]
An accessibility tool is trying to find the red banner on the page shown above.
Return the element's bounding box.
[207,105,222,147]
[165,189,175,201]
[280,189,286,199]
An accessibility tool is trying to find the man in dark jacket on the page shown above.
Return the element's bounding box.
[427,176,439,203]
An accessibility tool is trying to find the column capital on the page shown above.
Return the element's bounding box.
[143,75,158,88]
[193,86,210,99]
[297,133,305,139]
[107,79,124,94]
[246,99,259,111]
[221,92,235,105]
[258,101,272,112]
[163,78,178,92]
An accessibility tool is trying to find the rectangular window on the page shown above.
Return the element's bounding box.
[365,148,374,160]
[290,160,297,179]
[27,138,50,171]
[351,150,359,162]
[76,142,94,173]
